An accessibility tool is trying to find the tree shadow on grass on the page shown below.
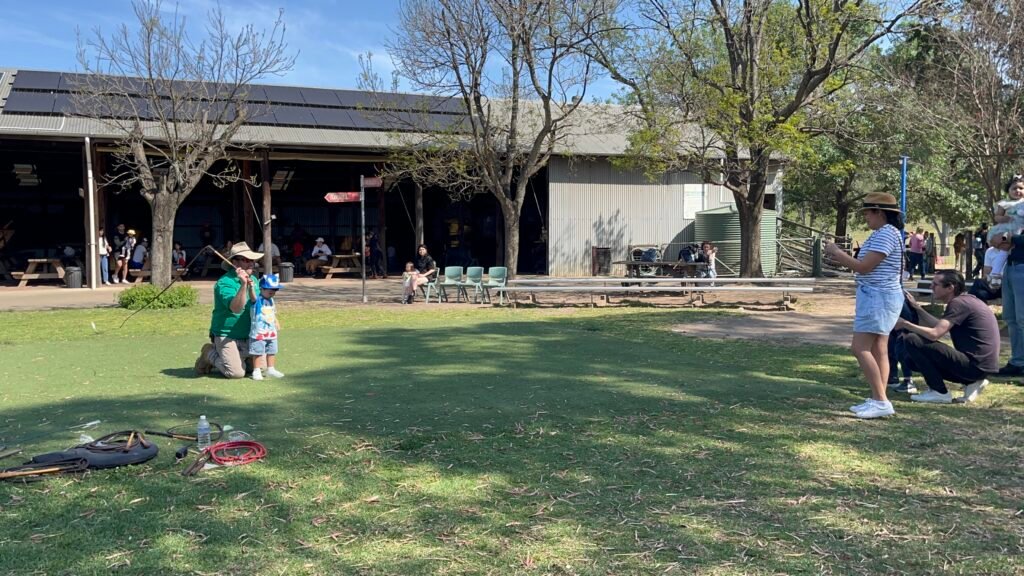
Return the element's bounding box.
[0,311,1021,574]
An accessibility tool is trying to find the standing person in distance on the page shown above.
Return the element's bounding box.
[97,225,111,284]
[825,193,906,419]
[972,223,990,278]
[906,227,925,280]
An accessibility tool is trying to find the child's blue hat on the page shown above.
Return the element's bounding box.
[259,274,282,290]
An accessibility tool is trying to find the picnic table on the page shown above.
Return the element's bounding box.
[613,260,707,278]
[320,253,362,279]
[11,258,65,287]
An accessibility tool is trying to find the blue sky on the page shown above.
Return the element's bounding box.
[0,0,620,99]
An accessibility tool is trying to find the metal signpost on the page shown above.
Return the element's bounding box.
[324,176,383,304]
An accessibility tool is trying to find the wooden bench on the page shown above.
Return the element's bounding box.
[496,282,814,308]
[129,267,187,284]
[11,258,65,287]
[319,253,363,279]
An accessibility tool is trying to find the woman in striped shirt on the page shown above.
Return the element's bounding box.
[825,193,906,419]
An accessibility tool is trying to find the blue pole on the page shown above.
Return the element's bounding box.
[900,156,909,240]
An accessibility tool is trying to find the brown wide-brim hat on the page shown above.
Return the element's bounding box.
[860,192,902,213]
[226,241,263,261]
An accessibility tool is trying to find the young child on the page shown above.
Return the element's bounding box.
[402,261,418,304]
[249,274,284,381]
[702,241,718,284]
[995,174,1024,230]
[172,241,187,268]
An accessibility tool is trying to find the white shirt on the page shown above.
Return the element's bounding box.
[258,243,281,258]
[311,243,332,261]
[985,247,1008,285]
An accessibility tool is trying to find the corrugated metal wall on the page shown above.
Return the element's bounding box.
[548,158,717,276]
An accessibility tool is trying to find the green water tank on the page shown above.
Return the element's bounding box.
[693,205,777,276]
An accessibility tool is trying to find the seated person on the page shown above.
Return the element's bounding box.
[60,245,78,268]
[413,244,437,292]
[129,238,149,270]
[257,241,282,266]
[305,237,332,274]
[897,270,1000,404]
[968,226,1010,303]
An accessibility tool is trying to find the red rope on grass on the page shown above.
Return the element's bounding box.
[206,441,267,467]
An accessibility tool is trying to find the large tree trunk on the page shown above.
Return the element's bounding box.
[149,193,178,288]
[498,196,523,278]
[736,198,763,277]
[735,154,770,277]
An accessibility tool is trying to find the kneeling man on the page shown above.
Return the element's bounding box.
[194,242,263,378]
[897,270,1000,403]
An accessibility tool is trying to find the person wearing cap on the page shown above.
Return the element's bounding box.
[115,229,138,283]
[247,273,284,381]
[825,193,907,419]
[305,236,332,275]
[897,270,998,404]
[194,242,263,379]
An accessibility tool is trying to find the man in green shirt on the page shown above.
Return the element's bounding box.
[194,242,262,378]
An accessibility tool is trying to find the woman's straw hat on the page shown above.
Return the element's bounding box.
[860,192,901,213]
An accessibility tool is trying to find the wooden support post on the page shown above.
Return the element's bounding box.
[242,160,255,247]
[260,151,273,274]
[414,181,424,249]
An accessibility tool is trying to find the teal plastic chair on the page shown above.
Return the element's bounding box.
[420,269,441,303]
[438,266,464,302]
[459,266,485,303]
[484,266,508,304]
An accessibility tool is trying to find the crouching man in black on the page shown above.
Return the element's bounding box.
[896,270,1000,404]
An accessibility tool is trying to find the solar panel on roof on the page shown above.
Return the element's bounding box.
[310,108,354,128]
[334,90,374,108]
[58,73,87,92]
[248,103,277,124]
[3,91,57,113]
[272,105,316,126]
[12,70,61,91]
[300,88,341,107]
[243,86,268,103]
[346,109,385,129]
[53,93,74,115]
[260,85,306,104]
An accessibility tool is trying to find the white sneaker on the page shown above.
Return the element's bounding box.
[266,367,285,378]
[251,368,264,381]
[959,379,989,403]
[855,400,895,419]
[112,278,120,284]
[849,399,874,413]
[911,389,952,404]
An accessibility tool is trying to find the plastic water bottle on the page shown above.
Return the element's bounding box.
[197,415,211,451]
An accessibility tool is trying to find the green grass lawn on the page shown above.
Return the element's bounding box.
[0,305,1021,575]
